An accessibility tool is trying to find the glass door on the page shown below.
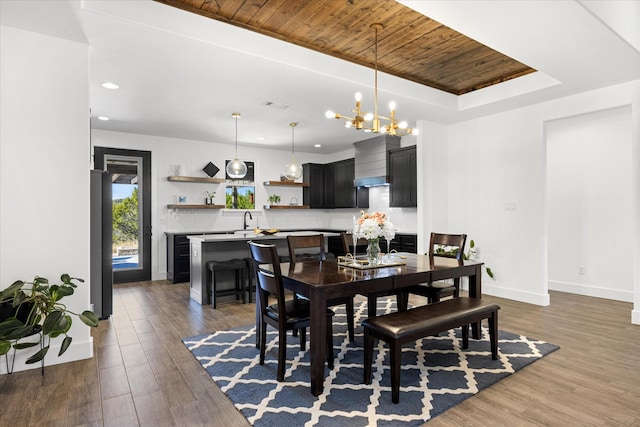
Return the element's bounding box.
[94,147,151,283]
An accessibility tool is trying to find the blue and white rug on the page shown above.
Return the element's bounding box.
[183,299,559,427]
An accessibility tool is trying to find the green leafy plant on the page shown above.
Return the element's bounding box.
[0,274,99,366]
[268,194,281,204]
[433,239,494,278]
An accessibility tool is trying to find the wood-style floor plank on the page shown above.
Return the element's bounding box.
[0,280,638,426]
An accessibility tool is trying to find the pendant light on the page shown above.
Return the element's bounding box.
[226,112,247,179]
[283,122,303,180]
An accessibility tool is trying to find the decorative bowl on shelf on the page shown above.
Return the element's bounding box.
[254,228,279,235]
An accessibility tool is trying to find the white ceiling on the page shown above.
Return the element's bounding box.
[2,0,638,154]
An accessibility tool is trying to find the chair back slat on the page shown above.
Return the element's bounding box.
[429,233,467,261]
[287,234,326,262]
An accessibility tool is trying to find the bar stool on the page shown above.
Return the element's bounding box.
[244,257,256,303]
[206,259,247,309]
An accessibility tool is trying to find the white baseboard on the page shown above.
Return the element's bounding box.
[548,280,633,303]
[0,336,93,375]
[460,281,550,306]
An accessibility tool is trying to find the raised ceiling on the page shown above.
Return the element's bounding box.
[154,0,536,95]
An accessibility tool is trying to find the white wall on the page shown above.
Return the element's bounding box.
[91,130,417,280]
[0,26,92,373]
[547,106,633,302]
[424,80,639,323]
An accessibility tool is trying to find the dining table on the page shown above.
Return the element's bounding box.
[278,253,484,396]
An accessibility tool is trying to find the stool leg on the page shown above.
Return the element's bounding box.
[235,270,240,301]
[205,269,213,306]
[241,267,246,304]
[212,271,217,309]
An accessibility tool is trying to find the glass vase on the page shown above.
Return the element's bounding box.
[367,238,381,265]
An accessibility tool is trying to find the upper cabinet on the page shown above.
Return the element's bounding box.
[303,159,368,209]
[389,146,417,207]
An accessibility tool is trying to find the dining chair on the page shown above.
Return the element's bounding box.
[287,234,355,342]
[248,241,335,382]
[339,232,369,257]
[405,232,467,304]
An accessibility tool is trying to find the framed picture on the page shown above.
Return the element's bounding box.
[176,195,188,204]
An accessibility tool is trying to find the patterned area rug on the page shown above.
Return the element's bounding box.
[183,299,559,427]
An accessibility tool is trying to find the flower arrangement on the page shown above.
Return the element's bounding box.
[353,211,396,241]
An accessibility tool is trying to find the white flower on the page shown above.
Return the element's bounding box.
[353,211,395,241]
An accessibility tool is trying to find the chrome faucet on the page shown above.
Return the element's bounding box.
[243,211,253,230]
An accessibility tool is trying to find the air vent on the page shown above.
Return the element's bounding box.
[262,100,290,109]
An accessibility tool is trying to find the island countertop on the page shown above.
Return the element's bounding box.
[188,230,340,242]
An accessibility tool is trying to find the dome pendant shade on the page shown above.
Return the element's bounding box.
[283,122,302,180]
[284,160,303,180]
[226,158,248,179]
[226,112,247,179]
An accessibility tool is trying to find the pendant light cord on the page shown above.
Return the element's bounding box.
[235,114,239,157]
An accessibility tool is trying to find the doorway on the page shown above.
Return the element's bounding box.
[546,106,633,302]
[94,147,152,283]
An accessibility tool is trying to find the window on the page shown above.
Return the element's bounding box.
[226,186,255,209]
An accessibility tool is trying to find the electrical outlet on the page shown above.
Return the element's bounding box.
[578,265,585,275]
[503,202,517,211]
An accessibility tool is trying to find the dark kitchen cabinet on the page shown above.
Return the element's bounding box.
[302,163,325,208]
[388,233,418,253]
[167,234,191,283]
[389,146,417,207]
[303,160,368,209]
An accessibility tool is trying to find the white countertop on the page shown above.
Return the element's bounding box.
[188,230,340,242]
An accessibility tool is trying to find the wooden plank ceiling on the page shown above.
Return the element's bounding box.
[154,0,535,95]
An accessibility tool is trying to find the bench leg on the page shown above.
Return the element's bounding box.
[363,330,374,384]
[461,324,469,349]
[471,320,481,340]
[489,310,498,359]
[390,341,401,404]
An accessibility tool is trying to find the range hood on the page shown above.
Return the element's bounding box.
[353,135,401,187]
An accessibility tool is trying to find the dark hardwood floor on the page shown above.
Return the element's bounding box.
[1,280,638,426]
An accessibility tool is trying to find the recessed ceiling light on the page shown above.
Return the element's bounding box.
[314,144,322,148]
[97,116,110,121]
[257,137,265,141]
[101,82,119,90]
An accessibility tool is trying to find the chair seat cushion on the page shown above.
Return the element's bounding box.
[266,299,334,324]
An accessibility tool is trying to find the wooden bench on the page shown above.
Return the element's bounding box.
[362,297,500,403]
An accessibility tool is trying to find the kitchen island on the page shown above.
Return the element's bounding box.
[188,231,339,305]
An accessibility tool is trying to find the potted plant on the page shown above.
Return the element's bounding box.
[0,274,99,371]
[268,194,281,205]
[433,239,494,278]
[205,190,216,205]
